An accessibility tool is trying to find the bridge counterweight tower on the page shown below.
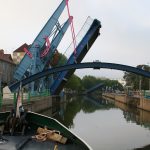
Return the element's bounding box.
[13,0,72,93]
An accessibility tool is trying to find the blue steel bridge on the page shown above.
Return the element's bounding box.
[9,62,150,94]
[9,0,150,96]
[11,0,101,95]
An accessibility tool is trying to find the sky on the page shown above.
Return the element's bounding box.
[0,0,150,79]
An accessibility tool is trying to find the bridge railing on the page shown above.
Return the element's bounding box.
[144,90,150,99]
[0,89,51,107]
[29,89,51,98]
[2,93,28,105]
[126,90,150,99]
[63,16,94,59]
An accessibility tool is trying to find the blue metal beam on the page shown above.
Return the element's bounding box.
[42,18,71,67]
[14,0,67,80]
[85,83,104,94]
[9,62,150,92]
[50,19,101,95]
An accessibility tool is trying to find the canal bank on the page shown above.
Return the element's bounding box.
[103,96,150,126]
[102,93,150,112]
[0,94,61,113]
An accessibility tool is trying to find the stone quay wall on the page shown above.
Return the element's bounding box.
[103,93,150,112]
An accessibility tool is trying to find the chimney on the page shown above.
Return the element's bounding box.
[0,49,4,56]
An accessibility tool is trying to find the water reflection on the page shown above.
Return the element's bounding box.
[42,96,116,128]
[114,101,150,130]
[41,95,150,150]
[82,95,115,113]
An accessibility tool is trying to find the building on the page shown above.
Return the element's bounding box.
[13,43,29,64]
[0,49,14,63]
[0,49,15,86]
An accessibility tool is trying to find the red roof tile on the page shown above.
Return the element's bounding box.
[0,51,14,64]
[13,43,29,52]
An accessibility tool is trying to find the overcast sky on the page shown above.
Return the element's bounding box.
[0,0,150,79]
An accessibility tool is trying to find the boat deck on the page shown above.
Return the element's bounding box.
[1,135,83,150]
[0,111,90,150]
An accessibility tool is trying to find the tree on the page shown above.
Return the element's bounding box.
[65,74,83,91]
[123,64,150,90]
[82,75,99,89]
[51,52,67,67]
[82,75,123,91]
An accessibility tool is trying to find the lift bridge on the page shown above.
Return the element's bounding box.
[13,0,101,94]
[84,83,105,95]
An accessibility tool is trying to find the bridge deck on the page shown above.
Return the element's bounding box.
[50,18,101,95]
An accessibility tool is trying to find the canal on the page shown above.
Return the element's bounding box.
[41,95,150,150]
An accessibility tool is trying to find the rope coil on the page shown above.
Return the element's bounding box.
[32,127,67,144]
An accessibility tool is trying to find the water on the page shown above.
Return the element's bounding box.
[41,95,150,150]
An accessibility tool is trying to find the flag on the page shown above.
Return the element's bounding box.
[16,83,23,118]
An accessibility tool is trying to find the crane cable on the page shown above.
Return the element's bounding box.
[66,0,77,57]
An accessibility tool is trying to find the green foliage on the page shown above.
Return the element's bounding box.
[56,53,67,67]
[65,74,83,91]
[51,53,67,82]
[82,75,100,89]
[123,64,150,90]
[82,75,123,91]
[64,74,123,92]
